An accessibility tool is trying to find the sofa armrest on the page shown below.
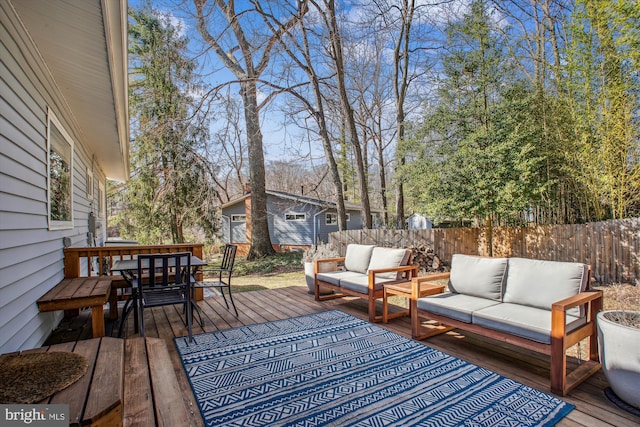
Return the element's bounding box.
[413,273,451,284]
[411,273,451,299]
[551,290,603,343]
[314,257,345,274]
[368,264,418,276]
[367,264,418,290]
[551,290,603,313]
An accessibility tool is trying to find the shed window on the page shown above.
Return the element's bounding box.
[285,213,306,221]
[47,110,74,229]
[326,213,350,225]
[231,214,247,222]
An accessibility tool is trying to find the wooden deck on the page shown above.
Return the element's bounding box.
[45,285,640,427]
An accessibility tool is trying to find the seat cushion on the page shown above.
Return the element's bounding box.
[367,247,410,279]
[416,293,500,323]
[503,258,589,316]
[473,303,586,344]
[344,244,376,274]
[448,255,508,301]
[339,275,396,293]
[316,270,363,286]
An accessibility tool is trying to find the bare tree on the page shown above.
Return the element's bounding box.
[204,89,248,204]
[267,0,350,230]
[323,0,372,228]
[193,0,307,258]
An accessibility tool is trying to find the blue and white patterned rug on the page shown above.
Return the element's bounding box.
[175,310,574,426]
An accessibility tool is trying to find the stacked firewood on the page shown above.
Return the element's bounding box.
[409,245,448,275]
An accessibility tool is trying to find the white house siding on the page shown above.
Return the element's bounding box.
[0,4,104,353]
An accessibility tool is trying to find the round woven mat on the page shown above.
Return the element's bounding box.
[0,351,88,404]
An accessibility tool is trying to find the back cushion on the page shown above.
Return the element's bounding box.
[344,244,375,274]
[448,255,508,301]
[503,258,589,312]
[367,247,410,279]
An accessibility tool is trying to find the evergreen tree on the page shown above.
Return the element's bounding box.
[116,5,216,244]
[404,1,527,226]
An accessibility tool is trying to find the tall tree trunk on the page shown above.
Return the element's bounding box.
[392,0,414,229]
[326,0,372,228]
[240,81,275,258]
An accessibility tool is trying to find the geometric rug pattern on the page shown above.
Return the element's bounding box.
[175,310,574,426]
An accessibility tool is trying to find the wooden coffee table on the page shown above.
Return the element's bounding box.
[383,281,446,323]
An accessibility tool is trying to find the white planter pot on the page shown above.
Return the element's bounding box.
[597,310,640,409]
[304,262,335,295]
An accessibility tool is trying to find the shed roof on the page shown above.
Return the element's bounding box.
[221,190,381,212]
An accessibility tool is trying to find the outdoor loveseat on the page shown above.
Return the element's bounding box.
[314,244,418,322]
[410,254,603,396]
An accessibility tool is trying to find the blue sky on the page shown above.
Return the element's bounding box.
[129,0,311,162]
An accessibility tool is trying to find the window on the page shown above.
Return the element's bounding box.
[47,111,74,229]
[285,212,306,221]
[231,214,246,222]
[326,213,350,225]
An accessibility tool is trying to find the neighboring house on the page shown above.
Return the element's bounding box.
[220,190,374,254]
[0,1,128,353]
[406,213,433,230]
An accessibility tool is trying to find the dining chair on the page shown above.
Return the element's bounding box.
[136,252,193,342]
[193,244,238,324]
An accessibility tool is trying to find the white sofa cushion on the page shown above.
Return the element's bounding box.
[473,303,586,344]
[416,293,500,323]
[503,258,589,315]
[316,270,363,286]
[344,244,375,274]
[339,275,397,293]
[448,255,508,301]
[367,247,410,279]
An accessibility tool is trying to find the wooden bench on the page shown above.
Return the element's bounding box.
[37,278,112,338]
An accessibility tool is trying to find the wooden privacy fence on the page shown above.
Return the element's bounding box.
[328,218,639,285]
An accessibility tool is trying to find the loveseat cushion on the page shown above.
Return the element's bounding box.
[344,244,375,274]
[472,303,586,344]
[339,275,398,293]
[367,247,410,279]
[416,293,500,323]
[448,255,508,301]
[503,258,589,315]
[316,271,363,286]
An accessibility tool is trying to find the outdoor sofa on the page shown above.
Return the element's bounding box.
[314,244,418,322]
[410,254,603,396]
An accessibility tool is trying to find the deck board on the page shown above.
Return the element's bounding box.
[44,285,639,427]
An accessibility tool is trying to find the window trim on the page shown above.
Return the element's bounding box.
[231,214,247,222]
[47,109,74,230]
[285,212,306,222]
[326,212,350,225]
